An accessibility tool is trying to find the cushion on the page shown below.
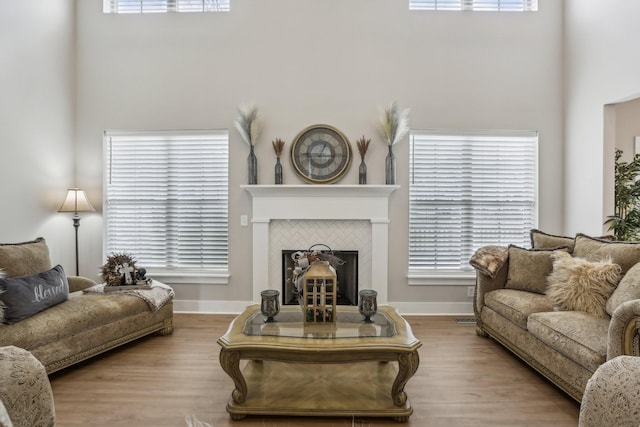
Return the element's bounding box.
[545,251,621,318]
[573,233,640,275]
[606,261,640,315]
[530,229,576,251]
[484,288,555,330]
[0,237,51,278]
[0,265,69,324]
[469,245,508,278]
[505,245,569,294]
[530,230,615,252]
[527,311,608,372]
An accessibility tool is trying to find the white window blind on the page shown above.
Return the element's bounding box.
[104,130,229,275]
[103,0,230,13]
[409,130,537,273]
[409,0,537,11]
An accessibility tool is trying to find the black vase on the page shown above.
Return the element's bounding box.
[247,145,258,185]
[358,289,378,323]
[359,158,367,184]
[385,145,396,185]
[275,157,283,184]
[260,289,280,323]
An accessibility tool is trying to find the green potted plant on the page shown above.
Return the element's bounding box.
[605,149,640,240]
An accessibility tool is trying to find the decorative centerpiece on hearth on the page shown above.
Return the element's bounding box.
[100,252,152,291]
[288,245,344,324]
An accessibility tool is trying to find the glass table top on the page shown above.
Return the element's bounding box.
[242,308,397,339]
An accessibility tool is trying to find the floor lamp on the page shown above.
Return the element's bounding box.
[58,188,95,276]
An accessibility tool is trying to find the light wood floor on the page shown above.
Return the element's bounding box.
[49,313,579,427]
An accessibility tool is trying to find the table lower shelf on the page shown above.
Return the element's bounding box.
[226,360,412,422]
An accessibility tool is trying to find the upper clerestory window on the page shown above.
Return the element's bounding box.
[409,0,537,11]
[103,0,230,13]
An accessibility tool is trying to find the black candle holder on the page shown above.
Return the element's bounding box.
[260,290,280,323]
[358,289,378,323]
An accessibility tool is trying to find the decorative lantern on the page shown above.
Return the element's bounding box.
[302,261,337,324]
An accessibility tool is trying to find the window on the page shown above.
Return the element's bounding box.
[104,130,229,284]
[409,130,537,277]
[103,0,230,13]
[409,0,538,11]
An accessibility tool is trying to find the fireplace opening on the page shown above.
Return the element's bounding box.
[281,250,358,306]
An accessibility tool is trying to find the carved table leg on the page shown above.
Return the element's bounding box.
[219,349,247,404]
[392,351,420,406]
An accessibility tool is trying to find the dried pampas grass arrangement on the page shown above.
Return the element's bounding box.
[272,138,285,157]
[377,101,410,146]
[356,135,371,159]
[234,103,260,147]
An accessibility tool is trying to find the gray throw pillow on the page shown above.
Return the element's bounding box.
[0,265,69,324]
[505,245,570,294]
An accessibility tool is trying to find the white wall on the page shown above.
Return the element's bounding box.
[73,0,564,313]
[0,1,563,313]
[9,0,640,313]
[0,1,77,269]
[564,0,640,236]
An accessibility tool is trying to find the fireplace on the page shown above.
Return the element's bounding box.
[281,250,359,306]
[242,185,398,304]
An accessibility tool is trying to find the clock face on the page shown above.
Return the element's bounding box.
[290,125,352,184]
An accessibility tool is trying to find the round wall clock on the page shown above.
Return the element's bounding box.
[290,124,353,184]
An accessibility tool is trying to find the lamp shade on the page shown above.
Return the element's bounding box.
[58,188,95,213]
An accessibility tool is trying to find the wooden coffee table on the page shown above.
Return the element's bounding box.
[217,304,421,422]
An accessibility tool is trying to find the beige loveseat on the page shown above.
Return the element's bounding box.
[0,238,173,374]
[473,230,640,402]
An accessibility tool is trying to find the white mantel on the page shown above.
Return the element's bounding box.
[242,185,398,304]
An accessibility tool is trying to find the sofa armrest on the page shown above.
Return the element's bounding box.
[67,275,97,293]
[474,264,508,326]
[579,355,640,427]
[607,299,640,359]
[0,346,55,427]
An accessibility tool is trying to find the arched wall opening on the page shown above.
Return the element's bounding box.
[603,95,640,234]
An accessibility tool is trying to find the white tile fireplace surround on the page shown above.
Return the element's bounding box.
[242,185,398,304]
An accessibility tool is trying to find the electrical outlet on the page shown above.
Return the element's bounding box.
[467,286,475,297]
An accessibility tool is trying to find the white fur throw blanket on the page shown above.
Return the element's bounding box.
[84,280,174,312]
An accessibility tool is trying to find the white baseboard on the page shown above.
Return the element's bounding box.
[174,299,474,316]
[174,299,252,314]
[391,301,473,316]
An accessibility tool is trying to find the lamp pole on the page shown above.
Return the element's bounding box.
[72,213,81,276]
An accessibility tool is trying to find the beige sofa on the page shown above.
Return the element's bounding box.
[0,238,173,374]
[0,346,55,427]
[473,230,640,402]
